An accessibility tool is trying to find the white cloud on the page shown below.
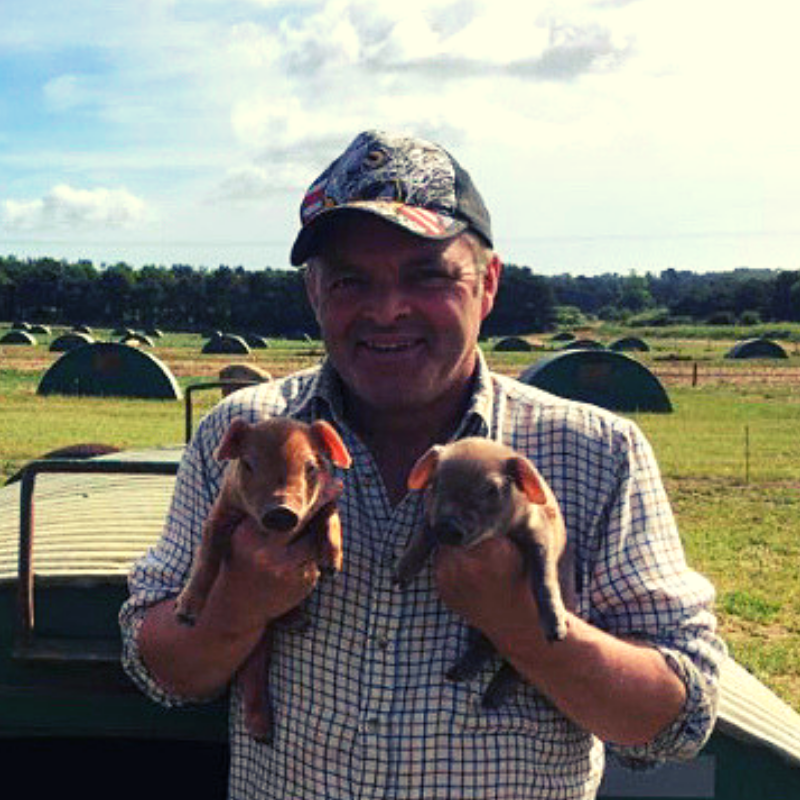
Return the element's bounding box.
[42,74,92,112]
[4,0,800,271]
[215,0,639,162]
[212,162,309,202]
[2,185,149,230]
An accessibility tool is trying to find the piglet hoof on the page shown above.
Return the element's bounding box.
[391,562,419,588]
[445,663,472,683]
[543,613,569,643]
[481,663,521,709]
[245,710,275,745]
[174,598,197,627]
[320,564,339,579]
[446,629,497,683]
[446,656,486,683]
[276,607,311,633]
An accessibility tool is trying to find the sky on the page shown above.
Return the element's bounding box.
[1,0,799,276]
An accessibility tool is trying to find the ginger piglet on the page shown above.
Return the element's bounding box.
[175,416,351,741]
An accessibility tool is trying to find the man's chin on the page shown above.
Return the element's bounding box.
[354,383,431,414]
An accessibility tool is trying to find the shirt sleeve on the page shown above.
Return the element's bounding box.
[119,412,224,707]
[584,419,727,767]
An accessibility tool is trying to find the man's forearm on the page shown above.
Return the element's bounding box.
[434,538,688,747]
[491,611,687,746]
[138,590,266,700]
[137,517,325,700]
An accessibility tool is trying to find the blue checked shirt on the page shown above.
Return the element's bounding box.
[120,353,724,800]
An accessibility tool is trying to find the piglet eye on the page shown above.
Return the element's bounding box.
[482,480,501,500]
[305,460,320,482]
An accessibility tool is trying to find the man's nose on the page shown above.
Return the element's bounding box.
[361,284,412,324]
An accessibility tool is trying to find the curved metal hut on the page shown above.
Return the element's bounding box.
[493,336,534,352]
[37,342,181,400]
[518,349,672,413]
[201,333,251,355]
[609,336,650,353]
[49,332,95,352]
[1,330,37,346]
[725,338,788,360]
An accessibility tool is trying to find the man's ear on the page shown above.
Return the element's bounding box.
[480,254,503,322]
[304,263,323,322]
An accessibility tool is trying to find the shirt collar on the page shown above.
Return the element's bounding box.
[296,349,495,441]
[455,348,494,439]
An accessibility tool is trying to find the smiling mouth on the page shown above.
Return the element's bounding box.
[360,337,423,354]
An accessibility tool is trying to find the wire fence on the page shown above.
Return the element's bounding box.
[651,363,800,387]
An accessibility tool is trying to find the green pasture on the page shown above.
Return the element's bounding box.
[630,387,800,711]
[1,326,799,711]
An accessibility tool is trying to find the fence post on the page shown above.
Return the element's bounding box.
[744,425,751,484]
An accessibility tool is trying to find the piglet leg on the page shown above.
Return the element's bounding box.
[446,627,497,682]
[297,501,342,576]
[393,525,437,587]
[286,473,344,575]
[521,538,568,643]
[240,630,275,743]
[175,505,244,626]
[447,630,523,709]
[482,662,522,709]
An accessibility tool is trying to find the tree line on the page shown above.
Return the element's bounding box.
[1,255,798,337]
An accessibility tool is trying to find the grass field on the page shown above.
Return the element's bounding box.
[1,323,799,712]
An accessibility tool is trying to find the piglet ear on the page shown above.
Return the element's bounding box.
[407,446,442,491]
[506,455,547,505]
[311,420,352,468]
[214,417,250,462]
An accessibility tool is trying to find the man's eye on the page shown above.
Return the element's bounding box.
[328,275,365,292]
[240,458,253,474]
[412,270,454,288]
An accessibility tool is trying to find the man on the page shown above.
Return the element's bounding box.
[121,130,725,799]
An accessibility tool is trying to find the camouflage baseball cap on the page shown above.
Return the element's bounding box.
[290,130,493,266]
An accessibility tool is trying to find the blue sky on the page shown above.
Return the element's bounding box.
[2,0,799,275]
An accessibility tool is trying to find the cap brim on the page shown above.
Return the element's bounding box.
[290,201,467,266]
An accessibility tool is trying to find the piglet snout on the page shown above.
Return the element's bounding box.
[261,505,300,533]
[432,517,468,547]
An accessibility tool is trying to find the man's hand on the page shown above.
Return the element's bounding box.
[221,515,324,632]
[139,513,324,700]
[432,521,688,749]
[433,535,541,645]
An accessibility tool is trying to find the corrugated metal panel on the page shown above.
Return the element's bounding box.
[717,656,800,767]
[0,447,183,582]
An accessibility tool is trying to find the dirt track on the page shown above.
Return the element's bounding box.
[4,344,800,387]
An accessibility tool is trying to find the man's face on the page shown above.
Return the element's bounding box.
[305,214,500,420]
